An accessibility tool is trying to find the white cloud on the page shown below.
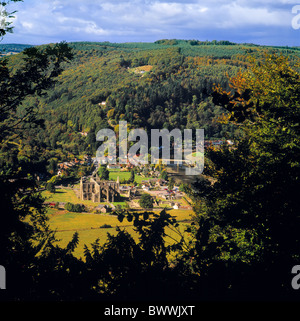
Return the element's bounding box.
[21,21,34,30]
[2,0,298,45]
[217,2,292,28]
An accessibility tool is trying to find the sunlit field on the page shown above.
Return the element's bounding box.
[46,207,193,260]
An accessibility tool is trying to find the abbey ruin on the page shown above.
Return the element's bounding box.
[80,173,120,203]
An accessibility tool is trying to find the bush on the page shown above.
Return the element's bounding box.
[65,202,85,213]
[98,165,109,180]
[139,193,154,209]
[46,182,56,193]
[100,224,112,228]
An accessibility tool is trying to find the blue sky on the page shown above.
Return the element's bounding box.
[2,0,300,46]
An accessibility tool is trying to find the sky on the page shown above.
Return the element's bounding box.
[2,0,300,46]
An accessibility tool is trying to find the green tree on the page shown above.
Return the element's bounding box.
[160,169,168,181]
[168,177,175,191]
[191,53,300,299]
[46,181,55,193]
[0,42,73,142]
[139,193,154,209]
[65,202,85,213]
[129,169,135,183]
[98,165,109,180]
[0,1,22,37]
[47,159,57,175]
[83,209,187,300]
[0,2,76,300]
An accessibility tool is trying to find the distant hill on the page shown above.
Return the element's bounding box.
[67,39,300,57]
[0,43,33,56]
[3,40,300,160]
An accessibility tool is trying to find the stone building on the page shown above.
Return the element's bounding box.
[80,173,120,202]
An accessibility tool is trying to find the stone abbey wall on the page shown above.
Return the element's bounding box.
[80,173,120,202]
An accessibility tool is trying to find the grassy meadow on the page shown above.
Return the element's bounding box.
[42,188,128,209]
[46,206,194,259]
[41,169,194,259]
[108,168,153,184]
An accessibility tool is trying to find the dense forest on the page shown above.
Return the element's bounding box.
[0,43,32,56]
[1,39,299,174]
[1,36,300,301]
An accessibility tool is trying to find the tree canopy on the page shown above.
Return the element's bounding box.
[139,193,154,209]
[1,0,300,300]
[189,53,300,299]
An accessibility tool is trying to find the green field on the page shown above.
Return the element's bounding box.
[42,179,194,259]
[46,207,193,259]
[108,168,153,184]
[108,169,130,181]
[191,152,204,158]
[42,188,100,206]
[42,188,128,209]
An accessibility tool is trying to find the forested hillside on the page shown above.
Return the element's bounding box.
[2,38,300,301]
[0,43,32,56]
[2,40,300,170]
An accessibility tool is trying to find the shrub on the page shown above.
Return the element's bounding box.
[65,202,85,213]
[46,182,56,193]
[100,224,112,229]
[139,193,154,209]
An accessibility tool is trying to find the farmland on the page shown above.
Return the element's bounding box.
[46,207,193,259]
[108,168,153,184]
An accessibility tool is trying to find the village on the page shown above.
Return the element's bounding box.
[45,157,193,215]
[44,139,235,215]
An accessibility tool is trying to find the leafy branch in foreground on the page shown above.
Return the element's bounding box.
[0,1,22,39]
[0,37,75,299]
[0,42,73,142]
[81,209,194,299]
[191,53,300,298]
